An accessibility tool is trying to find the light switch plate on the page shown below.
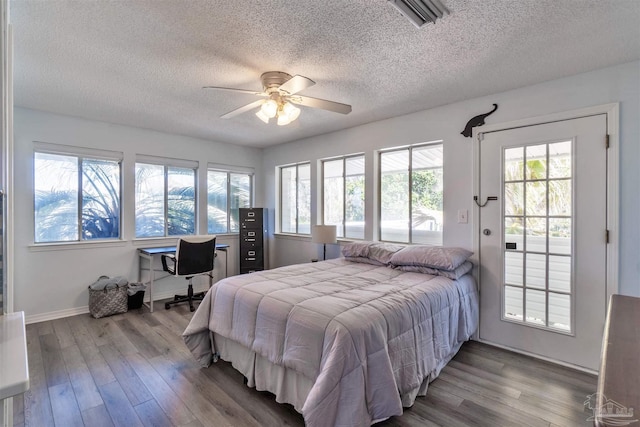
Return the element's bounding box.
[457,209,468,224]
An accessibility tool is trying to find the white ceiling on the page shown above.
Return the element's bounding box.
[10,0,640,148]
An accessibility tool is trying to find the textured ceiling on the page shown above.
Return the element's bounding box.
[10,0,640,148]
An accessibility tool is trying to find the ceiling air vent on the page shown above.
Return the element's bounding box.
[388,0,449,28]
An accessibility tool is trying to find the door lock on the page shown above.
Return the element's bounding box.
[483,229,491,236]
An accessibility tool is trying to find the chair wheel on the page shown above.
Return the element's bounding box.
[190,305,196,312]
[165,303,171,310]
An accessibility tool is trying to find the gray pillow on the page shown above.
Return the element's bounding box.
[344,256,385,266]
[341,241,374,258]
[368,242,405,265]
[390,246,473,270]
[395,261,473,279]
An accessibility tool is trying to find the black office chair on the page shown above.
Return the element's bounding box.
[161,235,216,312]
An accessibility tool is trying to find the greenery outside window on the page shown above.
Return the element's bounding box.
[207,168,253,233]
[279,162,311,234]
[322,154,365,239]
[379,142,443,245]
[34,146,122,243]
[135,157,197,238]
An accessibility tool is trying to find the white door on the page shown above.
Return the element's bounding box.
[478,114,608,371]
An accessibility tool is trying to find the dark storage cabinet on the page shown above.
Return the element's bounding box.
[239,208,268,274]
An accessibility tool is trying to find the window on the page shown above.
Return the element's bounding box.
[379,142,443,245]
[323,155,365,239]
[279,163,310,234]
[503,141,573,332]
[135,158,197,238]
[207,169,253,233]
[34,148,122,243]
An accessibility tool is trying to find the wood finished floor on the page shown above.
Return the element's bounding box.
[14,303,598,427]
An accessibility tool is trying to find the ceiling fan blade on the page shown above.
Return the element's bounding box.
[203,86,266,97]
[220,99,265,119]
[289,95,352,115]
[278,75,315,95]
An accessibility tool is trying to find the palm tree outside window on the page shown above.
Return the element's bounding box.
[135,161,196,238]
[34,151,122,243]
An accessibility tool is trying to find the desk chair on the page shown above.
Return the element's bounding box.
[161,235,216,312]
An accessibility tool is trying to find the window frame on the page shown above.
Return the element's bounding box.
[134,155,198,239]
[321,153,365,239]
[378,141,444,245]
[278,162,311,235]
[207,166,254,234]
[33,143,123,244]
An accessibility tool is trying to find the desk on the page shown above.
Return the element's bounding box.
[0,312,29,400]
[138,244,228,312]
[595,295,640,427]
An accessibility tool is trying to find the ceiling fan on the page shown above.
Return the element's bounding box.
[203,71,352,126]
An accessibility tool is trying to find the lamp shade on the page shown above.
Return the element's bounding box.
[311,225,337,244]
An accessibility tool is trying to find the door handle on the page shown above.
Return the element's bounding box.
[483,229,492,236]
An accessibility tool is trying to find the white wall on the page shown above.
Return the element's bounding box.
[13,108,263,321]
[11,61,640,320]
[261,61,640,297]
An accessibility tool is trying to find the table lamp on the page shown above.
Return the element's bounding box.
[311,225,337,261]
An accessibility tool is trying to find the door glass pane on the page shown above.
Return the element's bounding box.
[525,289,546,325]
[525,144,547,180]
[525,253,546,289]
[504,217,523,250]
[135,163,164,238]
[548,293,571,331]
[504,183,523,215]
[207,171,228,234]
[525,217,546,252]
[549,141,572,179]
[549,218,571,254]
[167,167,195,236]
[549,255,571,292]
[381,150,409,242]
[525,181,547,216]
[502,140,574,333]
[504,147,524,181]
[549,179,571,216]
[504,286,523,320]
[505,252,523,286]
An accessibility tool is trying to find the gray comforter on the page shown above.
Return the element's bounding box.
[183,259,478,426]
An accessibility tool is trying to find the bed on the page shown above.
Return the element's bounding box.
[183,242,479,426]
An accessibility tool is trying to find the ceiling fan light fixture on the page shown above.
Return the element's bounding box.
[261,99,278,118]
[256,109,270,123]
[282,102,301,122]
[277,114,292,126]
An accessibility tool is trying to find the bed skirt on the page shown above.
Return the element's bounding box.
[211,331,464,421]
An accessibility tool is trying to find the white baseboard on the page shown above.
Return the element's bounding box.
[24,285,211,324]
[26,306,90,324]
[474,337,598,375]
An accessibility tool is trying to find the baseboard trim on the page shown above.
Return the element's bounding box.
[24,286,211,324]
[475,337,598,376]
[26,306,90,324]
